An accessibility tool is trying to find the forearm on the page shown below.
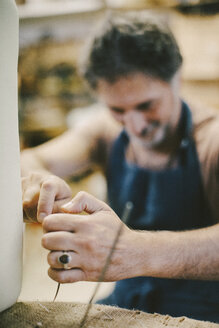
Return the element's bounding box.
[21,148,51,177]
[132,223,219,281]
[42,192,219,283]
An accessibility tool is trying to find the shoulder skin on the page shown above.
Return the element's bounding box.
[190,102,219,222]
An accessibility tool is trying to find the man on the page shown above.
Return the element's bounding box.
[21,14,219,322]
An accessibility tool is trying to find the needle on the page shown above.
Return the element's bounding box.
[53,282,60,302]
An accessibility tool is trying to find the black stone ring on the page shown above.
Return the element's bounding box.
[58,252,72,270]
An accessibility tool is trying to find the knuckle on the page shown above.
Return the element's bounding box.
[42,215,53,230]
[47,252,56,266]
[47,175,62,185]
[45,176,57,185]
[29,172,40,181]
[41,180,55,192]
[83,236,97,252]
[77,191,88,200]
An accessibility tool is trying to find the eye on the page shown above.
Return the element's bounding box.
[110,106,124,114]
[136,101,152,111]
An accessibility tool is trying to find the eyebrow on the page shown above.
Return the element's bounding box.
[136,101,152,111]
[110,100,153,113]
[110,106,125,113]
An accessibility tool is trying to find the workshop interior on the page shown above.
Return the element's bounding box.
[0,0,219,327]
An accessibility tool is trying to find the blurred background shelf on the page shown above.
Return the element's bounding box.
[18,0,104,20]
[18,8,219,148]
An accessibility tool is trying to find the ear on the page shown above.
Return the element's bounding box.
[171,70,182,91]
[177,69,182,89]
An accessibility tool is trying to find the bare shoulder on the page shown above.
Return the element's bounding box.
[190,102,219,222]
[190,102,219,221]
[191,102,219,153]
[190,102,219,128]
[191,102,219,165]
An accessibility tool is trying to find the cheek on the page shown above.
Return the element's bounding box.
[110,111,124,124]
[142,108,160,123]
[150,99,170,123]
[160,93,177,120]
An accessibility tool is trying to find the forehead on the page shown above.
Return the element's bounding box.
[96,73,168,107]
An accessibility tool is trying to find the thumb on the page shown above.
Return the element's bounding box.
[37,185,57,222]
[61,191,110,214]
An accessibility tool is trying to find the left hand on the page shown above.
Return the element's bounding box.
[22,172,72,223]
[42,191,139,283]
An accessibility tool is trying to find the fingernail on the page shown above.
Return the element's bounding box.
[61,201,72,209]
[23,198,31,205]
[38,212,47,222]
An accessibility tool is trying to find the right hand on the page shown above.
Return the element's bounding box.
[22,172,72,223]
[42,191,138,283]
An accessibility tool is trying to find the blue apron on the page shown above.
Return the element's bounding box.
[98,102,219,323]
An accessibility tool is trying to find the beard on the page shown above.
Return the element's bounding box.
[127,122,171,149]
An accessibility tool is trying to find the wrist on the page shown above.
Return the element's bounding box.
[123,229,173,279]
[120,229,154,279]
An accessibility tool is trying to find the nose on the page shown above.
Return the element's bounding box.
[123,110,148,137]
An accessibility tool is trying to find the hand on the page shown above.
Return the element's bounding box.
[22,172,72,223]
[42,191,139,283]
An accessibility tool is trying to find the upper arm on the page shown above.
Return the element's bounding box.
[195,116,219,223]
[34,126,95,178]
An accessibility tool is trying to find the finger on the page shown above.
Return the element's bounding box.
[61,191,111,214]
[47,251,81,269]
[23,186,40,206]
[53,197,72,213]
[48,267,85,283]
[37,181,58,222]
[42,213,84,233]
[42,231,78,251]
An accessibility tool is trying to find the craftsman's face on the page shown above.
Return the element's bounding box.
[97,72,181,148]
